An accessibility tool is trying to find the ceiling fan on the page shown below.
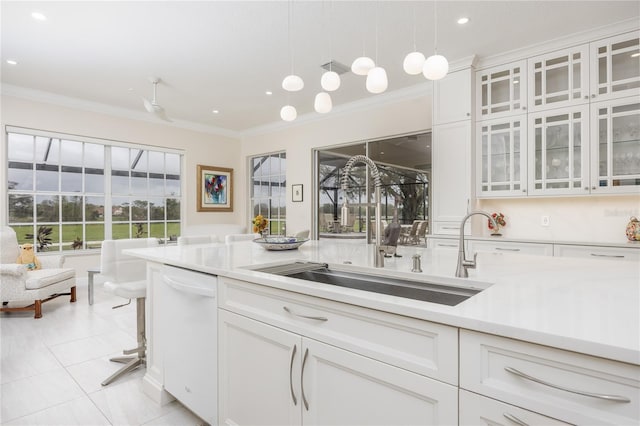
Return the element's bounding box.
[142,78,172,122]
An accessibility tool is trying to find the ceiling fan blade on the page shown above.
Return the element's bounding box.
[153,107,173,122]
[142,97,155,113]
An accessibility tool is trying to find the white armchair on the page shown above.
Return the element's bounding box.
[0,226,76,319]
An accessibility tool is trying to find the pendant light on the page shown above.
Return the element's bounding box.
[320,0,340,92]
[282,1,304,92]
[280,105,297,121]
[423,0,449,81]
[351,2,375,75]
[403,3,426,75]
[314,92,332,113]
[366,1,388,94]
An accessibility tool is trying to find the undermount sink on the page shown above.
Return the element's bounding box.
[254,262,485,306]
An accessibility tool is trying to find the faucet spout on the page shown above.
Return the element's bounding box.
[342,155,384,268]
[456,211,497,278]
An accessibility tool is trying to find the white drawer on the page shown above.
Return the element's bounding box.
[460,390,570,425]
[428,237,461,250]
[433,221,470,235]
[469,240,553,256]
[219,277,458,385]
[460,330,640,425]
[553,244,640,262]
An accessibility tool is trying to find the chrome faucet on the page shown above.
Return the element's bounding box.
[456,211,497,278]
[341,155,385,268]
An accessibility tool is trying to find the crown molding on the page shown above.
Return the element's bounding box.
[0,84,241,139]
[475,18,640,70]
[240,81,433,138]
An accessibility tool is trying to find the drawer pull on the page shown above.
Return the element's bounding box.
[289,344,298,406]
[301,348,310,411]
[438,244,458,248]
[503,412,529,426]
[442,227,459,230]
[590,253,625,258]
[495,247,521,252]
[504,366,631,403]
[283,306,328,322]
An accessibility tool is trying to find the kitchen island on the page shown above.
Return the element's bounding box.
[127,239,640,425]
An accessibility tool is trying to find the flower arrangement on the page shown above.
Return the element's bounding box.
[488,212,506,234]
[252,214,269,234]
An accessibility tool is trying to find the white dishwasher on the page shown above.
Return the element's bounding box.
[159,265,218,425]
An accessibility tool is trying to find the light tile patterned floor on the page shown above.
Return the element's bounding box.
[0,282,207,426]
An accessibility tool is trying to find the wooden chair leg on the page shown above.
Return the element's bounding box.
[34,300,42,319]
[70,286,77,303]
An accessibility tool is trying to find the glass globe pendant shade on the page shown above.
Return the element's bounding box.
[314,92,332,114]
[366,66,388,94]
[403,51,426,75]
[351,56,375,76]
[321,71,341,91]
[280,105,297,121]
[423,54,449,80]
[282,74,304,92]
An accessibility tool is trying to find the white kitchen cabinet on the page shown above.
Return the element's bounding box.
[528,44,590,112]
[302,337,457,426]
[218,310,301,426]
[477,60,527,120]
[432,121,472,228]
[528,104,590,195]
[553,243,640,261]
[219,302,459,426]
[433,68,473,125]
[590,32,640,103]
[158,265,218,425]
[477,115,528,197]
[468,239,553,256]
[460,329,640,425]
[590,97,640,193]
[459,390,570,426]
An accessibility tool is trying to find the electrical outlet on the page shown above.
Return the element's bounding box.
[541,215,550,227]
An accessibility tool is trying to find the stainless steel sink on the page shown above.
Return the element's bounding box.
[255,262,483,306]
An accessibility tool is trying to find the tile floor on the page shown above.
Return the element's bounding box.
[1,281,207,426]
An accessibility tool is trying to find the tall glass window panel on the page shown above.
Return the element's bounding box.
[60,140,83,192]
[35,137,60,191]
[36,194,59,222]
[249,152,286,235]
[62,223,83,251]
[84,143,105,193]
[8,194,33,223]
[8,133,34,191]
[165,153,181,196]
[166,198,180,221]
[111,146,130,195]
[61,195,83,222]
[131,149,148,195]
[149,198,165,221]
[148,151,165,196]
[112,196,130,222]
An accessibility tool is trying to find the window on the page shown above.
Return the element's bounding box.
[6,128,182,251]
[250,152,286,235]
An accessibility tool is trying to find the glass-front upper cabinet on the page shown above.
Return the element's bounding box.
[528,45,590,112]
[591,99,640,193]
[528,105,590,195]
[477,115,528,197]
[476,60,527,121]
[590,32,640,102]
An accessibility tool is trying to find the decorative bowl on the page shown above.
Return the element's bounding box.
[252,236,309,251]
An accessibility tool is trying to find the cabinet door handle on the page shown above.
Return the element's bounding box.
[289,344,298,406]
[283,306,328,322]
[442,227,459,230]
[495,247,521,252]
[590,253,625,259]
[438,244,458,248]
[301,348,310,411]
[503,412,529,426]
[504,366,631,402]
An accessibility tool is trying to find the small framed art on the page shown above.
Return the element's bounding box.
[196,164,233,212]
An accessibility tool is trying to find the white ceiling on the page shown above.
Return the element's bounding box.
[1,1,638,135]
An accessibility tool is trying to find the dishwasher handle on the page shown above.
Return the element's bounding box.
[163,275,216,298]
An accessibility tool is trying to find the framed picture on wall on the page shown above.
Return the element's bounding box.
[292,184,303,202]
[197,164,233,212]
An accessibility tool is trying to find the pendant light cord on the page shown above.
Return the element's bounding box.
[288,0,294,74]
[434,0,438,54]
[374,0,379,62]
[412,2,417,51]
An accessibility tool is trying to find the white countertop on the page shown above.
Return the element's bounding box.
[126,239,640,365]
[427,234,640,249]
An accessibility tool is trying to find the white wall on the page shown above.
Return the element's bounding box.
[241,90,433,236]
[1,94,243,277]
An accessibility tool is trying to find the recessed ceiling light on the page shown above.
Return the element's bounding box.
[31,12,47,21]
[457,17,469,25]
[380,151,385,155]
[212,110,219,114]
[6,59,18,65]
[265,91,273,95]
[513,79,519,84]
[631,52,640,58]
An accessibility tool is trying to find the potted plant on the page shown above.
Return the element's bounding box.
[488,212,506,236]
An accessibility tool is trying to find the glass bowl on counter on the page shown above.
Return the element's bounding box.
[252,236,310,251]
